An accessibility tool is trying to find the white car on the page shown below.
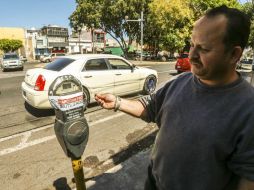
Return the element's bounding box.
[22,54,158,109]
[1,53,23,72]
[40,53,66,63]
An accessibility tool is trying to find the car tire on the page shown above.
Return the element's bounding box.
[142,75,157,95]
[46,59,50,63]
[82,87,90,110]
[20,67,24,71]
[1,67,6,72]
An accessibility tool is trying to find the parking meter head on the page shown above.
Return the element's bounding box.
[48,75,85,115]
[48,75,89,159]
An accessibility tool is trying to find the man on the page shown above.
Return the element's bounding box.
[95,5,254,190]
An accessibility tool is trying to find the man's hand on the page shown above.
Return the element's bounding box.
[95,93,116,110]
[95,93,147,119]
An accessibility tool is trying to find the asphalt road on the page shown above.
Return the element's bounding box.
[0,61,176,190]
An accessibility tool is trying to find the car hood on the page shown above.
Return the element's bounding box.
[135,66,158,77]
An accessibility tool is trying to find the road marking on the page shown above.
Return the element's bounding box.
[0,112,125,156]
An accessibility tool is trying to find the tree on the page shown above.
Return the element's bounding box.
[241,2,254,48]
[145,0,194,53]
[69,0,151,56]
[0,39,23,53]
[189,0,240,19]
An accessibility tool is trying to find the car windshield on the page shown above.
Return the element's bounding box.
[44,58,75,71]
[180,54,189,58]
[3,54,19,59]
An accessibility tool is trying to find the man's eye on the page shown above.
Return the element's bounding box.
[201,48,209,52]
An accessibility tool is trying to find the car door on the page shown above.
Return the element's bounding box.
[79,58,114,95]
[107,58,140,95]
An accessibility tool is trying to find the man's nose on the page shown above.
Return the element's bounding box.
[189,47,199,59]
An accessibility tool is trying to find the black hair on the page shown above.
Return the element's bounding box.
[205,5,250,50]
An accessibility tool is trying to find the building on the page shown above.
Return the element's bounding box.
[41,25,69,54]
[26,28,42,60]
[0,27,26,57]
[68,27,106,54]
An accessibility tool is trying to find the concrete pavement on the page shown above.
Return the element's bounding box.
[85,149,151,190]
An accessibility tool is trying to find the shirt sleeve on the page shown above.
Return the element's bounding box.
[138,94,156,123]
[227,120,254,181]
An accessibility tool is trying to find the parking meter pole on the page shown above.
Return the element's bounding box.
[71,157,86,190]
[48,75,89,190]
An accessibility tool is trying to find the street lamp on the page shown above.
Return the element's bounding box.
[77,26,82,54]
[125,11,144,63]
[91,24,95,54]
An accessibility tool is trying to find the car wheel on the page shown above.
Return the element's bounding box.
[46,59,50,63]
[82,87,90,110]
[1,67,6,72]
[20,67,24,71]
[143,75,157,95]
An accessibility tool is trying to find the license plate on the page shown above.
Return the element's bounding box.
[177,66,181,68]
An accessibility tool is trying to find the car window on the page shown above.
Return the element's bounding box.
[83,59,108,71]
[3,54,19,59]
[44,58,75,71]
[108,59,131,70]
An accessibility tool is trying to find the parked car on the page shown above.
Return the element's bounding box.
[157,51,176,62]
[0,53,23,72]
[236,58,253,71]
[22,54,158,109]
[40,53,66,63]
[135,52,152,61]
[20,56,27,63]
[175,53,191,73]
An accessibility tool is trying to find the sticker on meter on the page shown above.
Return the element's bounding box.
[49,92,84,111]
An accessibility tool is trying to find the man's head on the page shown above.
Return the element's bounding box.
[189,5,250,85]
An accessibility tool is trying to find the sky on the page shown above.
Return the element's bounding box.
[0,0,250,32]
[0,0,76,30]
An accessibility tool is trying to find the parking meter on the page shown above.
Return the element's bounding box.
[48,75,89,159]
[49,75,89,190]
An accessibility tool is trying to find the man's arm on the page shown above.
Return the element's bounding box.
[95,93,147,118]
[237,178,254,190]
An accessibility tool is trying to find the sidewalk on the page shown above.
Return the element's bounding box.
[85,149,151,190]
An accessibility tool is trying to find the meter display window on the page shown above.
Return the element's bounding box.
[45,58,75,71]
[83,59,108,71]
[108,59,131,70]
[55,82,81,96]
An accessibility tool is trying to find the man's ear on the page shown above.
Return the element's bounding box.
[230,46,243,65]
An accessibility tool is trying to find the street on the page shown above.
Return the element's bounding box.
[0,61,175,190]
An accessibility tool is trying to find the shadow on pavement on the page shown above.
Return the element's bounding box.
[86,149,151,190]
[83,129,157,190]
[24,102,55,117]
[53,177,71,190]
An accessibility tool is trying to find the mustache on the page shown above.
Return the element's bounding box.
[190,58,202,65]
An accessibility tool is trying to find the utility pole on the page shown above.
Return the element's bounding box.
[125,11,144,63]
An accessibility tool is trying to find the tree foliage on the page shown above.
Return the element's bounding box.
[69,0,151,55]
[0,39,23,53]
[146,0,194,53]
[69,0,242,55]
[241,2,254,48]
[189,0,240,19]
